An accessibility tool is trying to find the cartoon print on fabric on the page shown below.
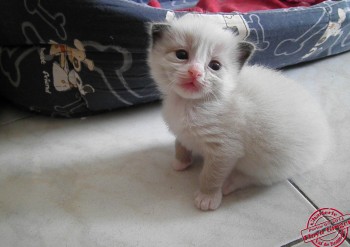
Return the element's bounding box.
[48,39,95,96]
[0,0,67,88]
[23,0,97,115]
[0,46,37,88]
[83,41,139,106]
[36,38,97,116]
[342,26,350,47]
[303,8,347,59]
[50,41,142,117]
[46,40,141,116]
[340,7,350,47]
[222,14,250,40]
[274,7,329,56]
[245,14,270,51]
[24,0,67,40]
[0,0,142,116]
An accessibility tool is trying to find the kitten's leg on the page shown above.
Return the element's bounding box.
[194,156,235,211]
[222,170,255,196]
[172,139,192,171]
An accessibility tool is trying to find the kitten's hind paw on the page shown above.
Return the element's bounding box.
[194,190,222,211]
[172,159,191,171]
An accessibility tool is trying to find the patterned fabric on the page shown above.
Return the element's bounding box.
[0,0,349,117]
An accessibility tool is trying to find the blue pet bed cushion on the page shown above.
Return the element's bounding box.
[0,0,349,117]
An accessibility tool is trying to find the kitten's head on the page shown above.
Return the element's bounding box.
[148,15,254,100]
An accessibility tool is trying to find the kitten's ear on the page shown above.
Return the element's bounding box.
[149,23,171,45]
[237,42,255,69]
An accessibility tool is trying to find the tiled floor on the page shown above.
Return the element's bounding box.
[1,52,350,247]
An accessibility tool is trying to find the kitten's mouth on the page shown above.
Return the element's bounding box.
[180,80,202,92]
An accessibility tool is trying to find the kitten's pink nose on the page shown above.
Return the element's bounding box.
[188,64,202,79]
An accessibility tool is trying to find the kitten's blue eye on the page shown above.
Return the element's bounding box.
[175,50,188,60]
[208,60,221,71]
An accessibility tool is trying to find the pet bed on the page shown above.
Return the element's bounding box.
[0,0,349,117]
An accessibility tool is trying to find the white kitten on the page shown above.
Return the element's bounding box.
[147,15,331,211]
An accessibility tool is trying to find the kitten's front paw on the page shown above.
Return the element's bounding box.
[172,159,191,171]
[194,190,222,211]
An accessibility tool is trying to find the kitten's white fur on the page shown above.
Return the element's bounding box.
[148,15,331,211]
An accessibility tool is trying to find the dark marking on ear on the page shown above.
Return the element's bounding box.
[150,23,170,45]
[224,27,239,36]
[238,42,255,69]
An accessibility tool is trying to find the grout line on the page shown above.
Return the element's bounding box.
[279,179,320,246]
[280,237,304,247]
[287,179,350,246]
[281,237,350,247]
[287,179,319,210]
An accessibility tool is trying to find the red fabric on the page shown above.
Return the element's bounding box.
[148,0,326,12]
[148,0,161,8]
